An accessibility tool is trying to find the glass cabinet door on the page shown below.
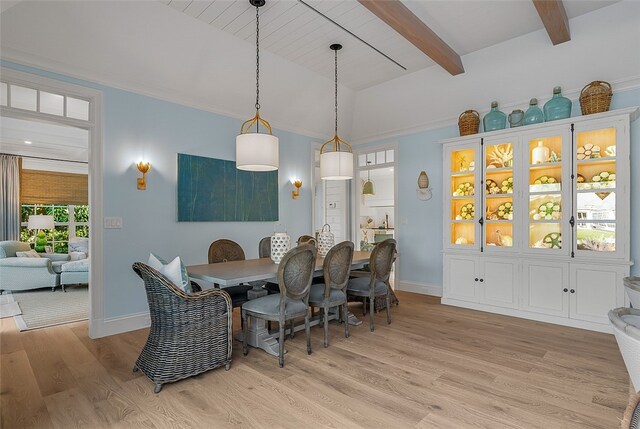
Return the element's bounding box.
[446,144,480,249]
[574,122,623,257]
[523,129,571,254]
[483,138,517,250]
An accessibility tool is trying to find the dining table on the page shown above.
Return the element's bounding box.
[187,251,371,357]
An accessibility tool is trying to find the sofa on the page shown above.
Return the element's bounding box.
[0,241,69,293]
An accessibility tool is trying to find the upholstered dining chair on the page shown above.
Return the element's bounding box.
[242,244,317,368]
[347,239,396,332]
[208,239,251,309]
[297,235,317,247]
[132,262,232,393]
[259,236,271,258]
[308,241,354,347]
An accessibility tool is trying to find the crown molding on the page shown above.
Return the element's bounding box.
[1,50,328,140]
[351,74,640,145]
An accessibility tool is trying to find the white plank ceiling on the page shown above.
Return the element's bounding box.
[164,0,617,90]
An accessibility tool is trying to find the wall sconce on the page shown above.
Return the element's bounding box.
[417,170,432,201]
[137,161,151,190]
[291,179,302,199]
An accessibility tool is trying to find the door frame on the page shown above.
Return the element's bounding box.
[0,67,104,338]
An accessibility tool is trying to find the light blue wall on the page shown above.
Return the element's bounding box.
[361,88,640,288]
[2,61,314,318]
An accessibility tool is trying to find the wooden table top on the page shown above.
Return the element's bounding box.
[187,251,370,286]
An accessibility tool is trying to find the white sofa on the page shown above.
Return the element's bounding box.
[0,241,68,292]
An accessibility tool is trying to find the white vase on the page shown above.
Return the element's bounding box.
[317,224,335,258]
[270,232,291,264]
[532,141,549,164]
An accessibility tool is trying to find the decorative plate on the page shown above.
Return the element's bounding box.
[500,177,513,193]
[577,144,601,160]
[591,171,615,183]
[486,179,500,194]
[533,175,558,185]
[543,232,562,249]
[460,203,475,220]
[535,201,561,220]
[577,174,585,183]
[497,202,513,220]
[453,182,474,197]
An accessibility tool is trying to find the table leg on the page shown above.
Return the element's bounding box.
[242,317,280,357]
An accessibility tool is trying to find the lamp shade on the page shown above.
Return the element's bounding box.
[236,133,279,171]
[320,151,353,180]
[362,179,375,195]
[28,215,54,230]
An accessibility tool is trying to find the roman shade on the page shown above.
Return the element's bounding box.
[20,169,88,205]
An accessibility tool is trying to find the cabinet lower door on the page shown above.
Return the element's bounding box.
[444,255,477,302]
[479,258,517,309]
[570,264,626,324]
[521,260,569,317]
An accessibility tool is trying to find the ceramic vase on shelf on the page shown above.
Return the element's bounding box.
[524,98,544,125]
[531,141,549,164]
[316,224,335,258]
[544,87,572,122]
[270,228,291,264]
[483,101,506,132]
[508,109,525,128]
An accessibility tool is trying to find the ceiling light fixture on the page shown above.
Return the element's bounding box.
[236,0,279,172]
[24,140,32,145]
[320,44,353,180]
[363,161,375,195]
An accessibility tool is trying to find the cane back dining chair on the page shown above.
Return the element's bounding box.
[242,244,317,368]
[297,234,317,247]
[208,239,252,308]
[259,236,271,258]
[308,241,354,347]
[347,239,396,332]
[132,262,233,393]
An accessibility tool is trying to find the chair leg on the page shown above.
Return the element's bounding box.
[323,303,329,348]
[242,311,249,356]
[279,320,285,368]
[289,319,295,339]
[240,309,244,331]
[362,297,367,315]
[305,313,312,355]
[154,383,162,394]
[369,295,375,332]
[386,292,391,325]
[343,302,350,338]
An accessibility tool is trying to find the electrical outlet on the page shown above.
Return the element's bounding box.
[104,217,123,229]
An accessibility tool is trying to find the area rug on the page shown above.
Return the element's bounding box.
[11,286,88,331]
[0,294,22,319]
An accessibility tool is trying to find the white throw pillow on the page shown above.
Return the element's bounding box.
[69,251,87,261]
[16,249,41,258]
[147,253,191,292]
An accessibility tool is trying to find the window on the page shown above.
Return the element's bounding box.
[0,81,90,120]
[21,204,89,253]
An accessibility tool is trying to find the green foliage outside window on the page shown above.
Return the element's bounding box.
[20,204,88,252]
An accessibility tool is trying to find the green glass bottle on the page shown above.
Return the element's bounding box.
[543,87,572,121]
[524,98,544,125]
[483,101,506,132]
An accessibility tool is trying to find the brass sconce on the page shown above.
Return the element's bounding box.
[137,161,151,190]
[291,179,302,199]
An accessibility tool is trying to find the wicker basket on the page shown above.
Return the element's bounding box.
[580,81,612,115]
[458,110,480,136]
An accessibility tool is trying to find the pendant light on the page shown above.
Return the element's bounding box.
[362,161,375,195]
[236,0,278,171]
[320,44,353,180]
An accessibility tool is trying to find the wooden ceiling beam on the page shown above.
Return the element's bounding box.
[357,0,464,76]
[532,0,571,45]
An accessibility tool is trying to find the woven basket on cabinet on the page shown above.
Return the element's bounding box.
[579,81,612,115]
[458,110,480,136]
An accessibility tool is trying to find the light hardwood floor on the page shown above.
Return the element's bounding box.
[0,292,630,428]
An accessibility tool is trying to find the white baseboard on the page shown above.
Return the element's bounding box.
[396,281,442,297]
[89,311,150,339]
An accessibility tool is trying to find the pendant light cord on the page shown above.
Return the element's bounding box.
[255,5,260,131]
[334,47,338,139]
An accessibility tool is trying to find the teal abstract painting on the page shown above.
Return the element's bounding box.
[177,153,278,222]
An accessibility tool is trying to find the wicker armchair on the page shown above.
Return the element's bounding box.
[132,262,233,393]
